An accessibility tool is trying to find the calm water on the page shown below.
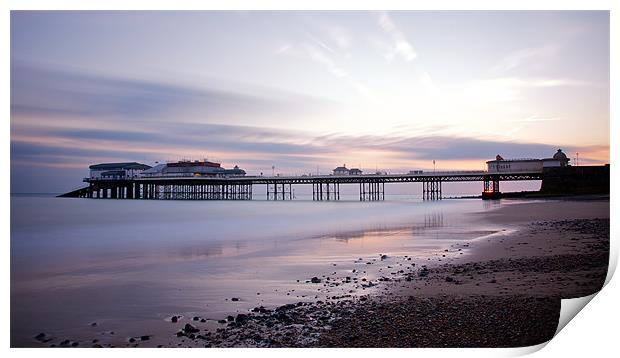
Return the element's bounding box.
[11,195,519,347]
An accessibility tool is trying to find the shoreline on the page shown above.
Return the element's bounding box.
[446,193,610,200]
[166,198,609,348]
[314,200,609,347]
[24,198,610,348]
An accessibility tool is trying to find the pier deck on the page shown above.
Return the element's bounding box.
[62,171,543,201]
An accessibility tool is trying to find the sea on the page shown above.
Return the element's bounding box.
[11,182,539,347]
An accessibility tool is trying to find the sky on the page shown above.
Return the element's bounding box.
[10,11,610,193]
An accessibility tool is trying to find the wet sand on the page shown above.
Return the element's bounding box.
[29,198,610,348]
[317,200,609,347]
[171,199,608,348]
[397,199,610,298]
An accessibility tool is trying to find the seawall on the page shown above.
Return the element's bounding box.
[540,165,610,195]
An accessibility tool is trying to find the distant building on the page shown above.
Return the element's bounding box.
[547,149,570,167]
[408,170,423,175]
[349,168,363,175]
[333,164,364,176]
[486,149,570,173]
[333,165,350,176]
[89,162,151,180]
[140,160,246,178]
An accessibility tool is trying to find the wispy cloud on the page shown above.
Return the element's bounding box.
[276,35,375,100]
[418,70,440,96]
[464,76,592,103]
[476,77,590,89]
[12,119,589,170]
[322,23,352,51]
[11,62,336,128]
[275,43,292,55]
[12,103,607,192]
[301,42,348,78]
[493,45,559,72]
[377,12,417,62]
[517,115,559,123]
[307,33,338,55]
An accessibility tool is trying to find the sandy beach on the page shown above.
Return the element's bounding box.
[317,199,609,347]
[163,198,608,348]
[26,198,610,348]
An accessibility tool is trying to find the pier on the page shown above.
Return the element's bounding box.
[58,150,609,201]
[60,171,542,201]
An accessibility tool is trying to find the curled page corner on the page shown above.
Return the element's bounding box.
[553,248,616,338]
[507,293,600,357]
[547,218,617,344]
[604,236,618,286]
[508,341,549,356]
[555,293,597,336]
[494,294,601,357]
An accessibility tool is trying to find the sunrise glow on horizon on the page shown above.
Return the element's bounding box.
[10,11,610,192]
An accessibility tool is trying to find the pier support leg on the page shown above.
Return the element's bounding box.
[482,176,501,199]
[422,180,442,201]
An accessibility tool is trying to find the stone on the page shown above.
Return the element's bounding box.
[171,316,178,323]
[277,303,296,311]
[231,297,240,302]
[140,335,150,341]
[311,277,321,283]
[183,323,200,334]
[235,314,249,325]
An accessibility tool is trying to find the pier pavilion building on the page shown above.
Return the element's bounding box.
[140,160,246,178]
[487,149,570,174]
[89,162,152,180]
